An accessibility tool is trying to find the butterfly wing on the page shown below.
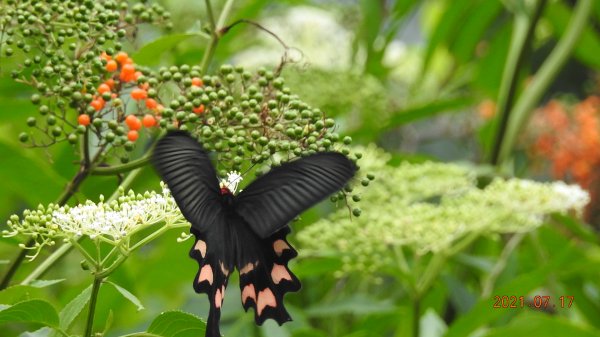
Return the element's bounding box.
[189,227,231,337]
[152,131,230,337]
[234,152,357,238]
[151,130,223,233]
[234,221,300,325]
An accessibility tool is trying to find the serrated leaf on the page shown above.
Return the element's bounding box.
[147,311,206,337]
[105,281,145,311]
[28,279,66,288]
[59,285,92,330]
[0,299,59,326]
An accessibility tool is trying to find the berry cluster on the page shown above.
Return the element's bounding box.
[1,1,368,216]
[0,0,170,146]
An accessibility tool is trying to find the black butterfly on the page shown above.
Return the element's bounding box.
[152,131,356,337]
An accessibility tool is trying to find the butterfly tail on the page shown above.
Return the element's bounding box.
[189,229,230,337]
[238,226,301,326]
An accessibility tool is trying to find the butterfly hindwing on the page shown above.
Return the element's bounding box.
[234,153,357,238]
[189,228,231,337]
[236,225,300,325]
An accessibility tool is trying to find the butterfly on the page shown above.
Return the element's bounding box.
[152,130,356,337]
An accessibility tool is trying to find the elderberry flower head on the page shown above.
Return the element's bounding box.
[298,145,590,275]
[3,182,189,260]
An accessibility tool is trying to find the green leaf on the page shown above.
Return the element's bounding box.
[545,1,600,69]
[147,311,206,337]
[28,279,66,288]
[105,281,145,311]
[0,299,59,326]
[445,241,579,337]
[306,294,395,317]
[132,34,206,66]
[0,139,67,206]
[387,96,475,127]
[58,285,92,331]
[0,285,46,305]
[481,312,600,337]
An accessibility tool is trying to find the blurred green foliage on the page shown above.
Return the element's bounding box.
[1,0,600,337]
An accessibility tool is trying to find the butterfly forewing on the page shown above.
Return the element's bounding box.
[234,153,357,238]
[152,131,223,232]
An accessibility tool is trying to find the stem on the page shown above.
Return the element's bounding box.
[1,164,89,289]
[199,0,235,74]
[489,0,547,165]
[412,296,420,337]
[200,0,218,74]
[84,276,103,337]
[91,154,150,175]
[496,0,593,165]
[481,233,524,297]
[20,244,72,285]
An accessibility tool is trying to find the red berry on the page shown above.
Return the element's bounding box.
[142,114,156,127]
[78,114,91,126]
[127,130,139,141]
[105,60,118,72]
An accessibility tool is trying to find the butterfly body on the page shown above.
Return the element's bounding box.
[152,131,356,337]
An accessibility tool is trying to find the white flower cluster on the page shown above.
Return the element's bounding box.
[297,146,590,275]
[4,183,189,259]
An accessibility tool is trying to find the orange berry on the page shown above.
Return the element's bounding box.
[105,60,118,72]
[119,71,136,82]
[130,88,147,100]
[97,83,111,94]
[140,82,149,90]
[142,114,156,127]
[90,98,105,111]
[105,79,115,89]
[115,52,129,64]
[134,71,143,81]
[127,130,139,142]
[121,63,135,75]
[193,104,205,114]
[125,115,142,130]
[100,52,112,61]
[78,114,91,126]
[145,98,158,109]
[155,104,164,113]
[111,93,118,99]
[191,77,203,87]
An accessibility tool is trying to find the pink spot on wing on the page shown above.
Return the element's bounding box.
[242,284,256,304]
[273,240,290,256]
[199,265,213,285]
[271,264,292,284]
[257,288,277,316]
[194,240,207,257]
[239,262,255,275]
[215,289,222,308]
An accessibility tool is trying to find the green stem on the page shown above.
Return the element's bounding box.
[84,276,103,337]
[412,295,420,337]
[1,165,89,289]
[199,0,235,74]
[496,0,593,165]
[481,233,524,297]
[490,0,547,165]
[91,154,151,176]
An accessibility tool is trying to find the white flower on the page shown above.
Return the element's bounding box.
[4,182,190,259]
[220,171,243,194]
